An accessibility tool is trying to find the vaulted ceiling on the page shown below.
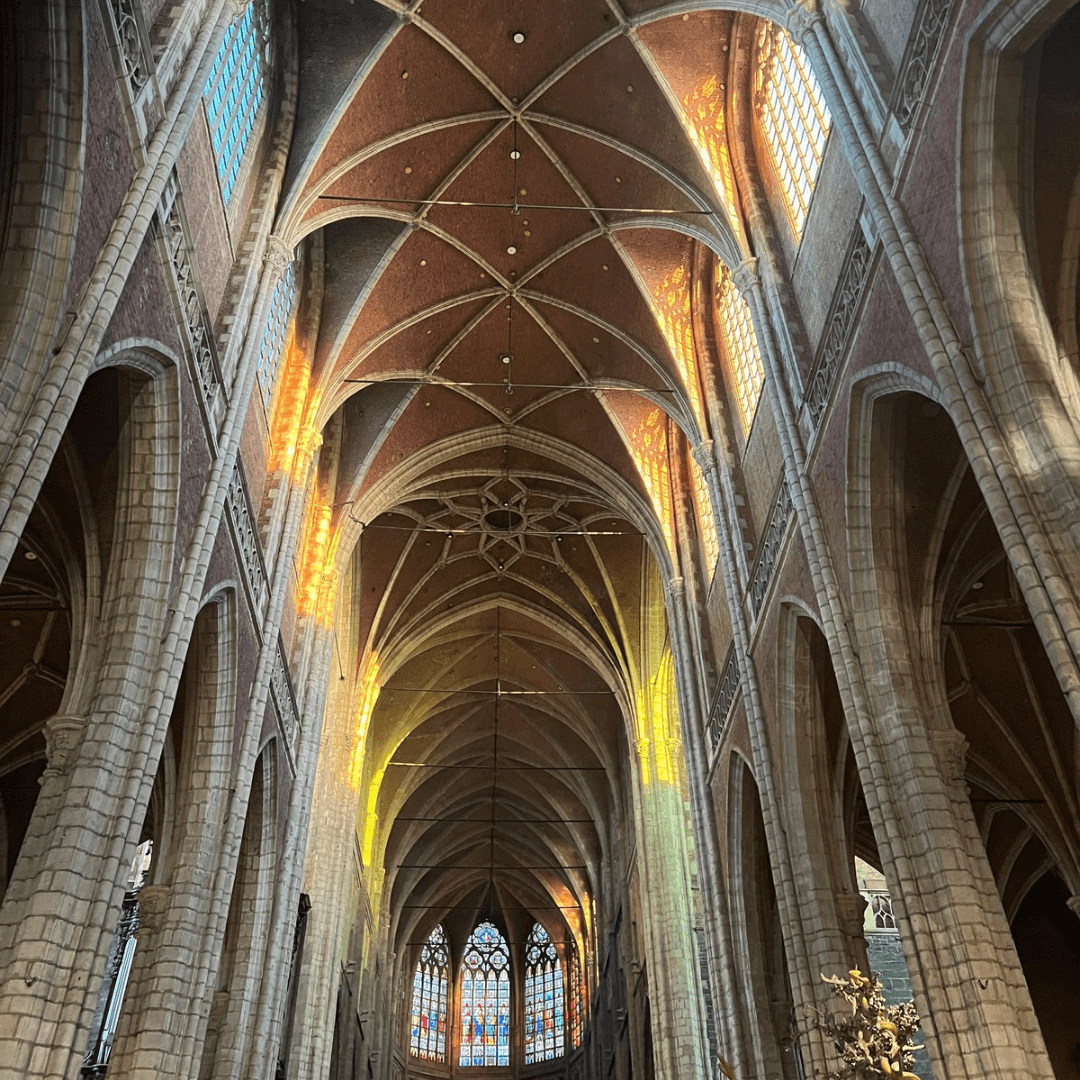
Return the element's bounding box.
[277,0,755,952]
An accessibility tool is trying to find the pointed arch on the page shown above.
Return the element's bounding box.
[409,923,449,1062]
[458,921,510,1067]
[524,922,565,1063]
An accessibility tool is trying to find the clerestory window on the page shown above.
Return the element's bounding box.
[568,941,584,1049]
[754,23,831,238]
[459,921,510,1066]
[203,0,270,205]
[715,264,765,433]
[256,256,298,406]
[524,923,564,1063]
[409,924,449,1062]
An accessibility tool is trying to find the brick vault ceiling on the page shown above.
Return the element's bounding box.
[278,0,743,933]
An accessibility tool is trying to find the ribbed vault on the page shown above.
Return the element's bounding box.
[287,0,762,1001]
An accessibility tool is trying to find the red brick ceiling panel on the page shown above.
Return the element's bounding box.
[588,532,647,651]
[302,24,500,196]
[354,530,414,649]
[534,34,715,196]
[526,300,661,387]
[526,235,680,381]
[620,0,685,16]
[636,11,734,101]
[418,0,616,103]
[315,118,501,218]
[426,127,594,276]
[435,299,582,387]
[531,121,701,219]
[617,225,694,294]
[410,446,598,492]
[346,295,493,380]
[331,231,494,375]
[519,392,644,493]
[356,386,500,497]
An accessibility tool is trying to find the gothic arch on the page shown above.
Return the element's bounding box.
[0,0,85,446]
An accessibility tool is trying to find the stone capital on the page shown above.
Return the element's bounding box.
[40,714,88,783]
[1067,895,1080,919]
[691,440,716,473]
[297,424,324,460]
[930,729,969,789]
[731,258,760,295]
[136,884,173,932]
[835,890,868,938]
[264,236,293,276]
[785,2,824,42]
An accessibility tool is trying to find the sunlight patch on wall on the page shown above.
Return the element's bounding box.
[296,496,333,623]
[622,404,677,562]
[268,329,315,484]
[348,655,382,792]
[648,265,706,433]
[688,454,719,577]
[633,648,680,790]
[680,75,746,248]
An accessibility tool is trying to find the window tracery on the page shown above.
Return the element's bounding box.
[524,923,564,1063]
[715,265,765,432]
[409,924,448,1062]
[256,258,297,406]
[754,23,831,237]
[203,0,269,204]
[459,922,510,1066]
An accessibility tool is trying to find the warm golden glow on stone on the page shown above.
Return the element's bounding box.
[649,265,706,433]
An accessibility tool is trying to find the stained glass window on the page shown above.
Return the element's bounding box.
[256,258,297,405]
[524,923,565,1063]
[409,924,448,1062]
[715,264,765,433]
[203,1,269,204]
[754,23,831,237]
[569,941,584,1049]
[459,922,510,1067]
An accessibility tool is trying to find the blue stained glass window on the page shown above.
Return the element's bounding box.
[203,1,268,204]
[459,922,510,1067]
[255,258,297,404]
[409,925,448,1062]
[524,923,565,1063]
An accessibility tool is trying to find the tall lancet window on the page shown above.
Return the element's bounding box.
[256,256,297,405]
[409,924,448,1062]
[203,0,269,204]
[568,941,584,1049]
[524,923,565,1063]
[459,922,510,1066]
[754,22,831,237]
[715,264,765,433]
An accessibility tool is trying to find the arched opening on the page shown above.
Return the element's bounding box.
[1023,2,1080,369]
[731,756,800,1080]
[868,388,1080,1078]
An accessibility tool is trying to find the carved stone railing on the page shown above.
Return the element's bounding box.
[706,649,740,751]
[804,229,874,427]
[226,463,269,619]
[747,482,794,618]
[269,636,301,770]
[894,0,956,130]
[160,195,226,441]
[104,0,162,145]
